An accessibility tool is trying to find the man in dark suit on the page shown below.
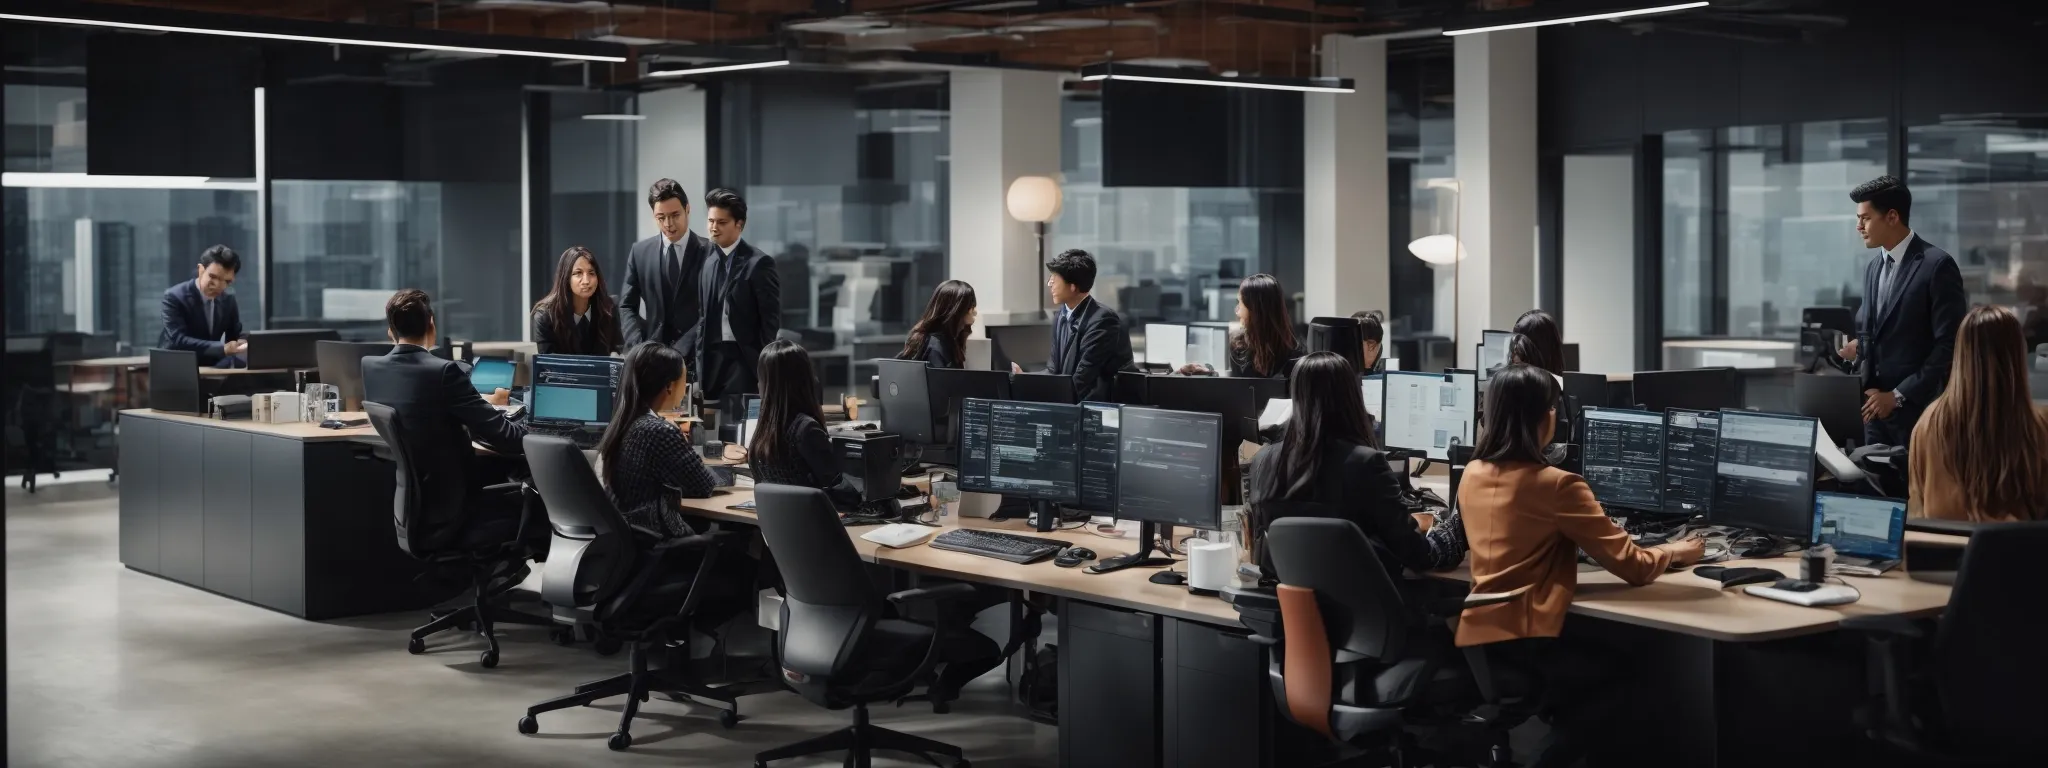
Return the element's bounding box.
[1021,249,1134,402]
[1839,176,1967,448]
[694,188,781,398]
[362,289,543,554]
[618,178,712,356]
[159,245,247,367]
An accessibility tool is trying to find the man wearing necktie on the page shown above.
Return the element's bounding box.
[158,245,247,367]
[693,189,780,399]
[618,178,711,356]
[1838,176,1966,449]
[1016,249,1134,402]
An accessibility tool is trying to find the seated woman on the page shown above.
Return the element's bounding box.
[1910,304,2048,522]
[747,340,861,509]
[897,279,978,369]
[1511,309,1565,376]
[1248,352,1465,574]
[1226,274,1304,379]
[1352,309,1387,373]
[1456,364,1704,768]
[595,342,718,538]
[532,246,623,356]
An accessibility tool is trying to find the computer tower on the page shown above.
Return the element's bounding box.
[833,431,903,503]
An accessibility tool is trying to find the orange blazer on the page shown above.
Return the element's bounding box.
[1454,460,1670,647]
[1908,407,2048,523]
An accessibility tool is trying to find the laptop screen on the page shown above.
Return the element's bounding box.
[470,358,514,394]
[530,354,622,428]
[1812,492,1907,560]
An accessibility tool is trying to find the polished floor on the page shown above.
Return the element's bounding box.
[5,473,1056,767]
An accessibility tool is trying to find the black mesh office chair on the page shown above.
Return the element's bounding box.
[751,483,990,768]
[1256,517,1533,768]
[6,335,62,492]
[1847,521,2048,764]
[363,402,550,668]
[514,435,766,751]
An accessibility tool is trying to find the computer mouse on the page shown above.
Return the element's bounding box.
[1054,547,1096,568]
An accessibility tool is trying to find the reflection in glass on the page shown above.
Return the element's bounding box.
[1907,123,2048,352]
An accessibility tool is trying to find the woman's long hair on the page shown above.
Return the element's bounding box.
[1511,309,1565,375]
[1917,305,2048,520]
[1231,273,1298,376]
[1472,364,1560,466]
[533,246,622,354]
[595,342,686,487]
[749,340,825,468]
[898,280,977,365]
[1255,352,1374,501]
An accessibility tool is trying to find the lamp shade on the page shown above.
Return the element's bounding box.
[1407,234,1467,265]
[1006,176,1063,223]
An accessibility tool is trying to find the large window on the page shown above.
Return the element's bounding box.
[545,91,639,296]
[1387,46,1455,343]
[269,181,441,339]
[1908,123,2048,352]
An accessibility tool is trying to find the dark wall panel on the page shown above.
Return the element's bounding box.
[250,436,306,616]
[1103,80,1302,189]
[267,84,403,180]
[157,421,207,586]
[117,416,158,572]
[85,35,256,177]
[1636,31,1740,136]
[202,429,253,600]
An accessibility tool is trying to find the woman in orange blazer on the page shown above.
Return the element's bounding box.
[1455,364,1704,768]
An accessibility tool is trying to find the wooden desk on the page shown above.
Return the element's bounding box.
[201,366,295,377]
[58,355,151,369]
[472,341,536,358]
[126,409,378,442]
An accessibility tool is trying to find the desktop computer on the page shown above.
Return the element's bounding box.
[876,358,936,447]
[148,348,205,413]
[1661,408,1720,517]
[529,354,625,446]
[1187,325,1230,373]
[987,324,1053,373]
[1145,374,1260,447]
[1144,324,1188,370]
[834,430,904,508]
[926,368,1011,466]
[1381,369,1477,462]
[246,329,340,369]
[314,340,393,411]
[1581,408,1666,514]
[1078,402,1121,514]
[1090,406,1224,576]
[1011,372,1077,404]
[958,398,1083,530]
[1306,317,1363,373]
[469,357,515,395]
[1478,329,1513,381]
[1710,409,1819,541]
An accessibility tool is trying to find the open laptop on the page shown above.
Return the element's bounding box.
[1812,492,1907,575]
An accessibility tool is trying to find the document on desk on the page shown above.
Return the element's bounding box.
[1814,423,1865,483]
[1257,398,1292,432]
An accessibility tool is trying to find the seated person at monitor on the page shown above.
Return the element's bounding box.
[532,246,623,357]
[597,342,721,538]
[1226,274,1303,379]
[1249,352,1465,574]
[1352,309,1387,374]
[362,289,546,555]
[747,340,861,509]
[159,244,248,367]
[1512,309,1566,376]
[896,279,977,369]
[1509,334,1566,389]
[1013,249,1134,401]
[1456,364,1703,768]
[1909,305,2048,522]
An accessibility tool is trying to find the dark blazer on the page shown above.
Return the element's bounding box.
[158,279,244,365]
[604,412,717,539]
[1247,439,1437,575]
[363,345,527,523]
[749,412,860,509]
[1857,235,1967,408]
[1227,333,1303,379]
[903,334,962,369]
[694,239,781,368]
[531,306,619,357]
[618,232,711,353]
[1046,296,1135,402]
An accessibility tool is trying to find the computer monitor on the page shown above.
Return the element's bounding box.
[1711,409,1819,540]
[1145,374,1259,446]
[315,340,393,411]
[246,329,341,369]
[1361,374,1385,419]
[1580,408,1666,514]
[1187,325,1229,371]
[1306,317,1363,373]
[1791,373,1863,451]
[529,354,624,429]
[926,368,1011,465]
[737,395,763,449]
[876,359,935,446]
[987,324,1053,373]
[1144,323,1188,370]
[1011,372,1077,404]
[1478,329,1513,381]
[957,398,1082,504]
[1661,408,1720,517]
[1247,376,1289,413]
[1115,406,1223,530]
[1078,402,1121,513]
[469,357,514,395]
[1381,369,1476,461]
[148,348,204,413]
[1633,368,1739,413]
[1812,492,1907,563]
[1114,370,1150,406]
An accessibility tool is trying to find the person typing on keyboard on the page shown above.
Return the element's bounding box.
[746,341,862,510]
[595,343,720,539]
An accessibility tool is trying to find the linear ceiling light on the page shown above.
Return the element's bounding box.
[1079,64,1354,94]
[3,173,259,191]
[0,12,626,62]
[648,60,791,78]
[581,114,646,121]
[1443,2,1709,35]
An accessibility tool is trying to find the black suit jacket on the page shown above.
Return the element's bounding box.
[1857,235,1967,408]
[909,335,961,369]
[694,239,782,369]
[158,279,244,365]
[362,346,528,519]
[1246,439,1435,576]
[618,232,711,353]
[531,306,619,357]
[1046,296,1135,402]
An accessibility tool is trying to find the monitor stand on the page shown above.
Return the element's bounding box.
[1086,521,1177,574]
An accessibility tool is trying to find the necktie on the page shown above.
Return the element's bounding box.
[1052,307,1071,373]
[1876,254,1895,317]
[707,251,729,345]
[663,242,680,294]
[206,299,217,338]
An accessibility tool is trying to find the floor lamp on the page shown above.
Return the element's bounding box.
[1408,178,1465,366]
[1007,176,1063,315]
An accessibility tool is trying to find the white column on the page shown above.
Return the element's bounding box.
[1453,29,1539,368]
[1303,35,1388,320]
[949,69,1062,324]
[1562,155,1637,373]
[637,86,708,240]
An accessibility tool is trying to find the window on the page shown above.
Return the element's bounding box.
[269,181,442,339]
[545,91,638,301]
[1387,47,1455,342]
[1907,123,2048,351]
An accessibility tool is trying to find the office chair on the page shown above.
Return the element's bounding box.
[514,436,765,751]
[751,483,990,768]
[1254,517,1533,768]
[1846,521,2048,764]
[363,402,551,668]
[5,335,62,492]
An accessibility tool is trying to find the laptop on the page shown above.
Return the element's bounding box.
[469,357,515,395]
[1812,492,1908,575]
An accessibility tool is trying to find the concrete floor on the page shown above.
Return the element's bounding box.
[5,475,1057,767]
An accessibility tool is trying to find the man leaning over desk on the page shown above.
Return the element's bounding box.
[159,244,248,367]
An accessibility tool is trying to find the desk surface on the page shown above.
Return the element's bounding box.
[123,409,377,442]
[59,355,150,368]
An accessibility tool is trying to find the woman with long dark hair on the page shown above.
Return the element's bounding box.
[1510,309,1565,376]
[1248,352,1463,573]
[1352,309,1387,373]
[897,279,979,368]
[532,246,623,356]
[747,340,860,507]
[594,342,717,538]
[1910,305,2048,522]
[1227,273,1303,378]
[1455,363,1703,768]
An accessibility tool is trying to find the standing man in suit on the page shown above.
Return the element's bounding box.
[1839,175,1967,448]
[618,179,711,356]
[694,188,780,398]
[159,245,247,367]
[1014,249,1134,401]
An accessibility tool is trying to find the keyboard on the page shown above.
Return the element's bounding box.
[528,423,602,449]
[930,529,1074,564]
